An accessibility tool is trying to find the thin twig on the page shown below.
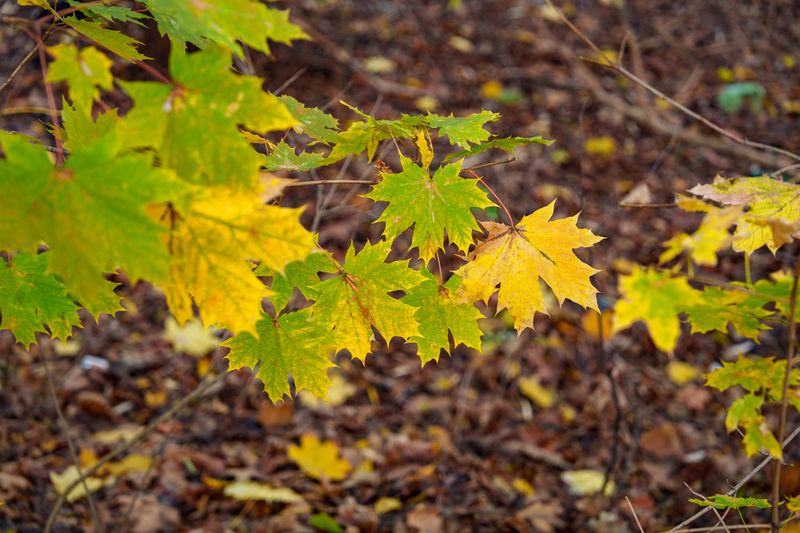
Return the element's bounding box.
[0,43,39,100]
[543,0,800,165]
[45,371,227,532]
[667,426,800,531]
[41,355,102,532]
[625,496,645,533]
[466,169,514,226]
[772,163,800,178]
[285,179,374,187]
[620,202,678,208]
[684,483,731,533]
[671,525,770,533]
[770,257,800,529]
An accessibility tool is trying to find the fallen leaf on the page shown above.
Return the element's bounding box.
[163,317,219,357]
[375,496,402,514]
[288,434,351,481]
[667,361,700,385]
[49,466,109,502]
[561,469,614,496]
[516,499,565,533]
[584,136,616,157]
[223,480,304,503]
[519,376,556,408]
[407,504,443,533]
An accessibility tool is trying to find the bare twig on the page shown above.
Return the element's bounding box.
[667,426,800,531]
[45,371,227,532]
[625,496,646,533]
[0,43,39,100]
[671,525,770,533]
[684,483,731,533]
[770,258,800,530]
[542,0,800,165]
[41,355,101,532]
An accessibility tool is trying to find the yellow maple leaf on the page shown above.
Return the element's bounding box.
[454,201,602,331]
[158,184,316,334]
[659,195,741,266]
[287,434,351,482]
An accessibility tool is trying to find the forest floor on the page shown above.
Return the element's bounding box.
[2,1,800,531]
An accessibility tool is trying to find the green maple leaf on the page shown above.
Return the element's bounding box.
[64,17,148,61]
[0,132,182,316]
[47,44,113,111]
[121,46,296,188]
[224,309,335,402]
[403,271,484,365]
[612,266,701,352]
[0,252,81,347]
[427,110,500,148]
[141,0,307,56]
[444,135,553,162]
[328,104,418,161]
[311,241,425,361]
[688,494,770,510]
[278,95,340,144]
[64,0,150,24]
[682,286,771,340]
[721,393,782,458]
[255,251,339,312]
[364,154,493,261]
[263,141,327,172]
[706,357,796,397]
[62,103,119,151]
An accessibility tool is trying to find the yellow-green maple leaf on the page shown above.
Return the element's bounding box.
[223,309,335,402]
[311,240,425,361]
[453,201,602,332]
[364,154,493,261]
[690,176,800,254]
[0,132,179,316]
[159,184,316,334]
[120,46,296,188]
[659,195,741,266]
[47,44,113,111]
[612,266,701,352]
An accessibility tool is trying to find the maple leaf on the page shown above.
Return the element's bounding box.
[223,309,335,402]
[159,183,316,334]
[64,17,148,61]
[706,357,799,403]
[121,46,296,188]
[287,434,351,481]
[0,252,81,347]
[682,286,771,340]
[690,176,800,254]
[141,0,307,56]
[688,495,770,510]
[278,95,340,144]
[255,250,339,312]
[659,196,741,266]
[47,44,113,111]
[426,110,500,148]
[403,271,484,365]
[311,240,425,361]
[327,108,417,162]
[454,201,602,332]
[444,135,554,162]
[62,104,119,151]
[365,155,493,261]
[723,393,781,458]
[0,132,180,316]
[63,0,150,24]
[612,266,700,352]
[223,480,303,503]
[263,141,327,172]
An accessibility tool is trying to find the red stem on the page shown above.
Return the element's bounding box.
[466,168,515,227]
[30,25,64,165]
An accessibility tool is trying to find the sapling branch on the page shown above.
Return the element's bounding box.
[770,258,800,529]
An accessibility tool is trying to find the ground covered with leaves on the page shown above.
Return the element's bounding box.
[2,1,800,531]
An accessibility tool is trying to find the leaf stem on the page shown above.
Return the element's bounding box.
[31,25,64,165]
[770,257,800,529]
[466,168,514,227]
[744,254,752,285]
